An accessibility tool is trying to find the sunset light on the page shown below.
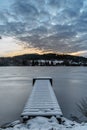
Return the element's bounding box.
[0,0,87,57]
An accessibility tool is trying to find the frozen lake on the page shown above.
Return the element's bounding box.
[0,67,87,125]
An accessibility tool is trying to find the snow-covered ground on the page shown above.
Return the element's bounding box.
[1,116,87,130]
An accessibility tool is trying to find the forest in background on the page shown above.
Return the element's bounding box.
[0,53,87,66]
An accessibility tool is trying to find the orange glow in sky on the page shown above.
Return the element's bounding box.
[0,36,22,56]
[68,51,87,57]
[0,36,87,57]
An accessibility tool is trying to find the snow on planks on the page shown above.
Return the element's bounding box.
[21,77,62,119]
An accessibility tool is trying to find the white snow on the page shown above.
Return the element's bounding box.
[1,116,87,130]
[21,79,62,117]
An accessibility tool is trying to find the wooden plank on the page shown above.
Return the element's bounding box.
[21,78,62,118]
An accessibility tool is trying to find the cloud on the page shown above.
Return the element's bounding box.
[13,0,38,20]
[0,0,87,56]
[0,11,8,24]
[0,36,22,56]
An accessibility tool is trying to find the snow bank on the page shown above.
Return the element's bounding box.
[1,116,87,130]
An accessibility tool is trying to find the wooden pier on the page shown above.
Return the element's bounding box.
[21,77,62,120]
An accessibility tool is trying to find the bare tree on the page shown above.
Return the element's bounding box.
[77,97,87,117]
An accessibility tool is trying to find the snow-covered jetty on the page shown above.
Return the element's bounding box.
[21,77,63,121]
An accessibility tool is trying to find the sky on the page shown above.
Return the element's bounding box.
[0,0,87,57]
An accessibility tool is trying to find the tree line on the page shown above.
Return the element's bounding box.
[0,53,87,66]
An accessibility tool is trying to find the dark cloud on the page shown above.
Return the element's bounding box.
[0,0,87,54]
[0,11,8,24]
[13,0,38,19]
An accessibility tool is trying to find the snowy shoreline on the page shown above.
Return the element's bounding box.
[1,116,87,130]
